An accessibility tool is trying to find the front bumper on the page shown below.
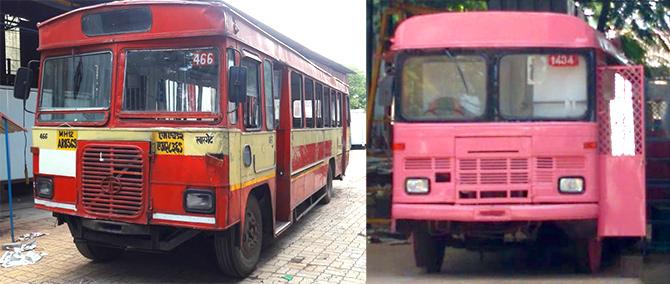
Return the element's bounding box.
[393,203,598,222]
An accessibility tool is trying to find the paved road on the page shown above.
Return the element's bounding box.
[0,149,366,283]
[367,241,670,284]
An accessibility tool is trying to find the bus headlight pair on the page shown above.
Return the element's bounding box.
[559,177,584,194]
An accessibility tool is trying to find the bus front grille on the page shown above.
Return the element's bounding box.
[457,158,530,202]
[80,144,146,218]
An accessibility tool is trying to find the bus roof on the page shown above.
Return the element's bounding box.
[37,0,349,93]
[392,12,619,54]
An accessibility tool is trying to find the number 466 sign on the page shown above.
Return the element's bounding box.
[192,52,215,66]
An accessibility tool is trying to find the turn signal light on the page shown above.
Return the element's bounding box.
[392,143,405,151]
[583,142,597,149]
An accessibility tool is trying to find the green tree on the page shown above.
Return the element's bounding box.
[578,0,670,75]
[347,69,367,109]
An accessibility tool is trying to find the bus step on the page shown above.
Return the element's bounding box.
[274,220,292,236]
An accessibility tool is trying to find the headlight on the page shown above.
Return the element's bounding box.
[184,189,215,214]
[406,178,430,194]
[35,177,54,199]
[559,177,584,193]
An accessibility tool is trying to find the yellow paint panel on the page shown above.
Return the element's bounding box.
[32,127,230,156]
[184,132,227,156]
[240,132,276,180]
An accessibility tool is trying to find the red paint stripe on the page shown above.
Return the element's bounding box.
[291,140,332,172]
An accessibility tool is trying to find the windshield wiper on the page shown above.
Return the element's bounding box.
[73,59,83,99]
[445,50,470,94]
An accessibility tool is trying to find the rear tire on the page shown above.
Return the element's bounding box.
[215,195,263,278]
[575,237,602,273]
[319,164,334,205]
[412,222,446,273]
[74,241,123,262]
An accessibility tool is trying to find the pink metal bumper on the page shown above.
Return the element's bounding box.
[393,203,598,222]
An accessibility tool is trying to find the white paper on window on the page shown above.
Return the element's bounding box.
[609,73,636,157]
[305,101,313,118]
[293,100,302,118]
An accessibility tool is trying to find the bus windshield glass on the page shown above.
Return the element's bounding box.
[499,54,587,119]
[39,52,112,122]
[123,48,219,113]
[400,55,486,121]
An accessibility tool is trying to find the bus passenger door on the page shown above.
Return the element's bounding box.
[596,65,646,237]
[274,64,292,224]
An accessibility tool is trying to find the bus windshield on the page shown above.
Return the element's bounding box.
[39,52,112,122]
[400,55,487,121]
[123,48,219,113]
[499,54,588,119]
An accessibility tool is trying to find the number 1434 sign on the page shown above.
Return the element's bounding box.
[548,54,579,67]
[192,52,215,66]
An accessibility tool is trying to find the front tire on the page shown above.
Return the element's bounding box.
[575,237,602,273]
[318,164,334,205]
[74,241,123,262]
[412,222,446,273]
[215,195,263,278]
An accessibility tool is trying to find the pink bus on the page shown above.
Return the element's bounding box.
[380,12,646,273]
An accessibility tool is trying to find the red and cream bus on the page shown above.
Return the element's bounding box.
[13,0,350,277]
[379,12,645,273]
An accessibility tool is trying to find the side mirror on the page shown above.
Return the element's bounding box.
[228,66,248,104]
[377,75,394,106]
[13,67,33,100]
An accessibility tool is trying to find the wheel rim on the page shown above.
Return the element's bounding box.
[242,209,260,258]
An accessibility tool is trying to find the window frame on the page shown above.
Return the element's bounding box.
[304,78,315,128]
[346,96,351,126]
[393,49,595,123]
[37,50,114,125]
[336,92,342,127]
[330,89,337,127]
[396,52,489,123]
[291,71,304,129]
[315,83,323,128]
[118,47,221,121]
[227,48,239,125]
[495,50,595,122]
[81,6,152,37]
[263,59,275,131]
[323,87,331,127]
[241,56,262,131]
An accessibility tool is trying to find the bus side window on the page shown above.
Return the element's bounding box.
[291,72,303,128]
[263,60,274,130]
[336,92,342,127]
[273,66,281,129]
[323,87,330,127]
[226,48,238,125]
[330,89,337,127]
[241,57,261,130]
[346,96,351,126]
[315,83,323,128]
[305,78,314,128]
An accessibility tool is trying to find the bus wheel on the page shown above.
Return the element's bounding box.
[215,196,263,278]
[319,164,334,205]
[412,222,445,273]
[74,241,123,262]
[575,237,602,273]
